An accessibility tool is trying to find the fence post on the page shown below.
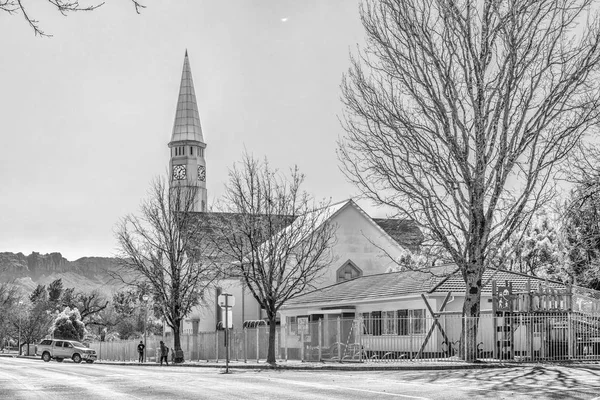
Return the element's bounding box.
[337,317,342,363]
[359,316,364,362]
[243,328,247,363]
[300,331,305,361]
[318,319,322,361]
[463,315,467,361]
[568,313,573,360]
[283,326,288,362]
[215,331,219,362]
[256,327,260,363]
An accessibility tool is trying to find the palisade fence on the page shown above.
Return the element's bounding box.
[88,314,600,363]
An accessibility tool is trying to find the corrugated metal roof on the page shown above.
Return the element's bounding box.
[171,51,204,144]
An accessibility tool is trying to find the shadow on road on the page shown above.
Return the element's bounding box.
[399,365,600,399]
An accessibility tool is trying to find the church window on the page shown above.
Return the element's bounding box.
[336,260,362,283]
[190,146,193,155]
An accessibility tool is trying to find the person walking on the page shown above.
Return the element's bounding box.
[160,341,169,366]
[137,340,145,363]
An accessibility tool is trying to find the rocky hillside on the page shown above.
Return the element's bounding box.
[0,252,122,295]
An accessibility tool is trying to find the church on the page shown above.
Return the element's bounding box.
[165,52,423,334]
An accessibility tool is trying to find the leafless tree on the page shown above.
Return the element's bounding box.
[114,177,217,363]
[339,0,600,360]
[214,154,336,365]
[0,283,22,349]
[0,0,145,37]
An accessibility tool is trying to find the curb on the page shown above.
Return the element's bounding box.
[92,361,516,371]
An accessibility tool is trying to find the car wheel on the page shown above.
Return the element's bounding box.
[42,352,51,362]
[72,354,82,364]
[56,358,63,362]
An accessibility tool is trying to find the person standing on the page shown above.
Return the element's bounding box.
[137,340,145,363]
[160,341,169,366]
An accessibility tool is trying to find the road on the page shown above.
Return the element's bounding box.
[1,357,599,399]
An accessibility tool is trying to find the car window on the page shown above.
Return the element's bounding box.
[40,340,52,345]
[54,341,64,347]
[64,342,72,348]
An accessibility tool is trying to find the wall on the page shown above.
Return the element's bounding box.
[321,204,407,287]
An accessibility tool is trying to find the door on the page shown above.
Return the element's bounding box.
[53,341,64,358]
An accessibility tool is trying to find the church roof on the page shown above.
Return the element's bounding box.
[171,51,204,144]
[372,219,423,252]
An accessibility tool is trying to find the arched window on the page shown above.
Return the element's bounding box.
[336,260,362,283]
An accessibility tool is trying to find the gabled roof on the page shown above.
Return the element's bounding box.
[186,199,423,264]
[284,267,451,308]
[171,51,204,144]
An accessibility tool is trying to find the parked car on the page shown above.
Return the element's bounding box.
[37,339,97,364]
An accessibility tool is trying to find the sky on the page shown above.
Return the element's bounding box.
[0,0,378,261]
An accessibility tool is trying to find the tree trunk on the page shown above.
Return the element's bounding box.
[173,319,184,363]
[461,264,483,362]
[267,314,277,364]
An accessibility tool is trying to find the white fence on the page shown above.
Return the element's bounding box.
[88,313,600,363]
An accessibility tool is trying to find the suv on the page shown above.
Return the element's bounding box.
[37,339,97,364]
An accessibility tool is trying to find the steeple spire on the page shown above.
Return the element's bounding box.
[171,51,204,143]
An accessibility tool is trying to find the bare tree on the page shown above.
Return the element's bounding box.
[339,0,600,360]
[0,283,22,349]
[1,0,145,37]
[114,177,217,363]
[213,154,336,364]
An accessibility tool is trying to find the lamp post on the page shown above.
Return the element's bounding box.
[142,294,149,362]
[17,301,23,356]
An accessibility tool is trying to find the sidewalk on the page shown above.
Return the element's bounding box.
[0,353,529,370]
[4,352,598,371]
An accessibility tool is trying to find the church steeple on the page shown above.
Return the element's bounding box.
[171,50,204,144]
[168,51,207,212]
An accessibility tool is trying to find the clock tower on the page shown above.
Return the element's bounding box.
[168,51,207,212]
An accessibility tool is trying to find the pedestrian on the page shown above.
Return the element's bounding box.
[160,341,169,366]
[137,340,145,363]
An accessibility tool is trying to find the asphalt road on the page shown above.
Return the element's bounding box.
[1,357,599,399]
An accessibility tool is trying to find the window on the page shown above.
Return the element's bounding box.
[336,260,362,283]
[397,309,426,335]
[190,146,193,155]
[287,316,298,335]
[383,311,397,335]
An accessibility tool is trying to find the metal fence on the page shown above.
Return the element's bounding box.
[89,326,278,363]
[88,312,600,363]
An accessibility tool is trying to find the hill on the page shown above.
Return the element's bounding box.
[0,251,122,296]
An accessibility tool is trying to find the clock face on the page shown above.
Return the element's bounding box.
[172,165,186,180]
[198,165,206,182]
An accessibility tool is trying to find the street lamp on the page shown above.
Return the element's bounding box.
[142,294,149,362]
[17,301,23,356]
